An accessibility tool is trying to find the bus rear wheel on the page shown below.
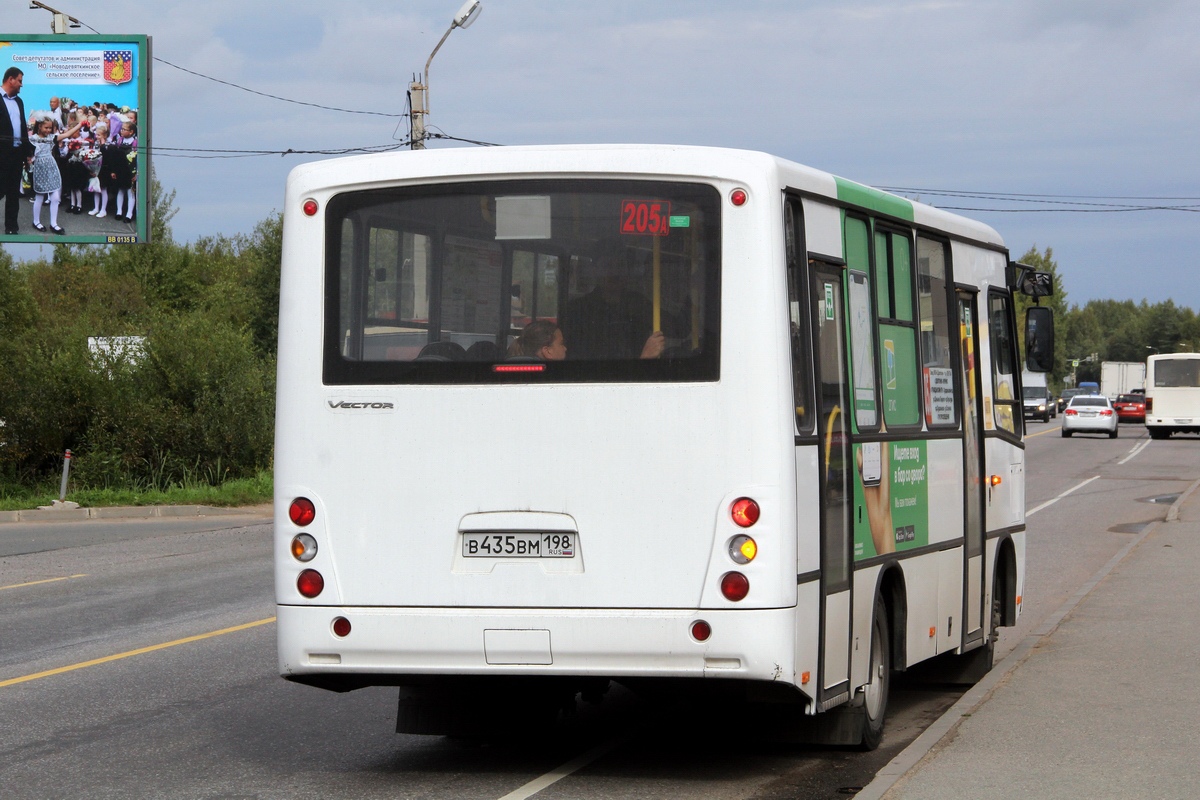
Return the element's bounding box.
[855,595,891,750]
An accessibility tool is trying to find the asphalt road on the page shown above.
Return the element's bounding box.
[1,419,1187,798]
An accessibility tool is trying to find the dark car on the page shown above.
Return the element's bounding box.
[1113,393,1146,423]
[1058,387,1087,413]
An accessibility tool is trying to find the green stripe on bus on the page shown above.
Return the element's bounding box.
[835,178,915,222]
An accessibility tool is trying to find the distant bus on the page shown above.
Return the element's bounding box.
[274,144,1049,748]
[1145,353,1200,438]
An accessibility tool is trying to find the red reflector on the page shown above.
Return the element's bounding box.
[691,620,712,642]
[493,364,546,373]
[289,497,316,526]
[731,497,760,528]
[730,189,748,206]
[302,199,319,216]
[297,569,324,598]
[720,572,750,601]
[332,617,351,637]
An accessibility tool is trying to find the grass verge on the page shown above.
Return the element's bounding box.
[0,470,272,512]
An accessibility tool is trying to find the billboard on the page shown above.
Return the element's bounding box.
[1,34,150,244]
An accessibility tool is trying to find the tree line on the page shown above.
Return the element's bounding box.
[1015,246,1200,390]
[0,177,280,492]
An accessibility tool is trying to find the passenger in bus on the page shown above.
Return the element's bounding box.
[560,254,665,360]
[507,320,567,360]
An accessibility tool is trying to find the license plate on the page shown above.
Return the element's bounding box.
[462,532,576,558]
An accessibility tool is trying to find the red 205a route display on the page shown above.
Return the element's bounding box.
[621,199,671,236]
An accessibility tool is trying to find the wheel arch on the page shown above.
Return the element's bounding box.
[993,535,1018,627]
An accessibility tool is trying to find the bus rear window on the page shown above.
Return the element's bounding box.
[324,179,721,384]
[1152,358,1200,388]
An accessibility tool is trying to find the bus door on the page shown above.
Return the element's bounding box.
[812,262,853,709]
[956,291,986,646]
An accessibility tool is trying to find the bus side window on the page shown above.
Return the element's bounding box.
[873,226,920,428]
[844,215,878,431]
[916,236,958,428]
[785,198,814,433]
[988,292,1019,435]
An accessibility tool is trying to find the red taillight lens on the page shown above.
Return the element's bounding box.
[332,617,351,637]
[1146,398,1154,412]
[297,569,324,598]
[1101,409,1113,416]
[302,199,319,216]
[731,498,760,528]
[1065,409,1078,416]
[720,571,750,601]
[289,497,316,526]
[730,188,748,206]
[691,620,712,641]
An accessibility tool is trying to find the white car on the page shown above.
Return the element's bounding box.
[1061,395,1118,438]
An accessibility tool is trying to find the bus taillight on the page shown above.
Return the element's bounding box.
[332,617,351,637]
[291,533,318,562]
[690,620,712,641]
[720,572,750,601]
[297,569,324,598]
[728,534,757,564]
[731,497,760,527]
[289,497,316,526]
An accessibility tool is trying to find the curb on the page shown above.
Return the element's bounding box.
[855,476,1200,800]
[0,504,272,524]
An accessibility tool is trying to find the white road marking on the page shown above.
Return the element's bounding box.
[497,738,624,800]
[1027,475,1101,518]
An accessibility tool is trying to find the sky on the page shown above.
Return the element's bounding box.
[4,0,1198,310]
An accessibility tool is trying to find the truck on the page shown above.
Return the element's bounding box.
[1100,361,1146,400]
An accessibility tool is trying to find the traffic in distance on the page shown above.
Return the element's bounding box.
[1050,353,1200,441]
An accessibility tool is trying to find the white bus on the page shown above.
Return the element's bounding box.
[1145,353,1200,438]
[274,145,1050,748]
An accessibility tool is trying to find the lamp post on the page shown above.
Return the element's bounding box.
[410,0,483,150]
[29,1,83,33]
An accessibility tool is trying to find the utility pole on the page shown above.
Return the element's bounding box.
[410,76,427,150]
[409,0,483,150]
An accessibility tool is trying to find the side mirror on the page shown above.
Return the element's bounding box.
[1008,261,1054,297]
[1025,306,1054,372]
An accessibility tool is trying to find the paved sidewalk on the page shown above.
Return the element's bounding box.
[0,503,272,523]
[859,479,1200,799]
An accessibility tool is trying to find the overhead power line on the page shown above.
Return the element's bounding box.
[879,187,1200,214]
[153,57,405,118]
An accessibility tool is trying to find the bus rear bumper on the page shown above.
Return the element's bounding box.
[277,604,804,687]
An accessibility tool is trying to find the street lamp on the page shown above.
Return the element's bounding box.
[410,0,483,149]
[29,1,83,33]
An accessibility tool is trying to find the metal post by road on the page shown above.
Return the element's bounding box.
[59,449,72,501]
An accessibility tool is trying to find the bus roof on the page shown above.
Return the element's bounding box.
[286,143,1004,248]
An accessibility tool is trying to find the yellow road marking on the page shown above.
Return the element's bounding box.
[0,574,88,591]
[1024,423,1061,439]
[0,616,276,689]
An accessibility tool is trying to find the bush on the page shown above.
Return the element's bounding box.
[0,183,280,494]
